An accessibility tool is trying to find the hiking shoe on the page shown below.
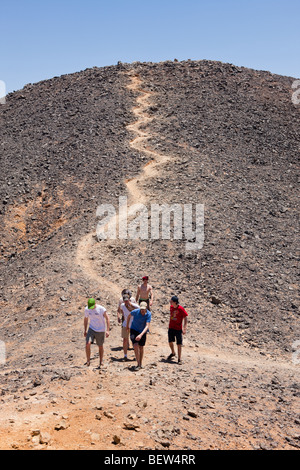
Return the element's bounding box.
[167,353,176,361]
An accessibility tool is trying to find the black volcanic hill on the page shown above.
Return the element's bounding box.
[0,60,299,360]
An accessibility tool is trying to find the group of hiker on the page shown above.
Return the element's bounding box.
[83,275,188,371]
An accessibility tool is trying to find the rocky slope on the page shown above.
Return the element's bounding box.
[0,60,299,450]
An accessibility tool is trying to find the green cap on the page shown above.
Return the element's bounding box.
[88,298,96,309]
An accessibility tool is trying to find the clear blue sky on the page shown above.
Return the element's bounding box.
[1,0,299,93]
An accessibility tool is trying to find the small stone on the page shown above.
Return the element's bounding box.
[113,435,121,444]
[124,422,140,431]
[54,422,69,431]
[211,296,221,305]
[31,435,40,445]
[160,440,171,448]
[40,432,51,445]
[91,433,100,442]
[187,410,198,418]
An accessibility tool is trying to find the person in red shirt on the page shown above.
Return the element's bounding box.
[167,295,188,364]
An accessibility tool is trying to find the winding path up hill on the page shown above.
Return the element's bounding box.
[0,60,299,450]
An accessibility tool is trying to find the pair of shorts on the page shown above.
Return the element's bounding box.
[86,328,105,346]
[168,328,183,345]
[130,328,147,347]
[121,327,129,339]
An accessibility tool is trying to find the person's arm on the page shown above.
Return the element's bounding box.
[136,322,150,341]
[104,312,110,337]
[182,316,188,335]
[126,313,132,331]
[136,286,140,302]
[84,316,89,337]
[149,286,153,306]
[128,300,139,310]
[117,305,122,324]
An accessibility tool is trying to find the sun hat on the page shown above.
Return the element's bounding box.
[88,298,96,309]
[140,301,148,309]
[142,276,148,280]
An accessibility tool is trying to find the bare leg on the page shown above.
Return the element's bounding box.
[133,342,140,364]
[169,342,176,355]
[123,338,128,357]
[86,342,91,366]
[177,344,182,362]
[99,345,104,366]
[139,346,144,367]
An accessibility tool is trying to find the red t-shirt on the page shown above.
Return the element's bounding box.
[169,305,188,331]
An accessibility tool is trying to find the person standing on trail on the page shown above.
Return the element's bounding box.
[119,293,139,361]
[84,298,110,368]
[167,295,188,365]
[117,289,136,325]
[126,301,151,370]
[136,276,153,310]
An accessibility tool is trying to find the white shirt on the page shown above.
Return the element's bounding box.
[84,304,107,332]
[118,296,136,308]
[120,302,139,328]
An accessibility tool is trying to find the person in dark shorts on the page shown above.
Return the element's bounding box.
[84,298,110,368]
[167,295,188,364]
[119,294,139,361]
[126,301,151,370]
[136,275,153,333]
[136,276,153,310]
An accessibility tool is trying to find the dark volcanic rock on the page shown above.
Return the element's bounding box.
[0,59,299,363]
[134,60,299,355]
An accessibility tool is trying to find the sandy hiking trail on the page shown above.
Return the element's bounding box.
[0,72,298,451]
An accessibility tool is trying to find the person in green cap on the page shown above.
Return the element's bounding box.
[84,298,110,368]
